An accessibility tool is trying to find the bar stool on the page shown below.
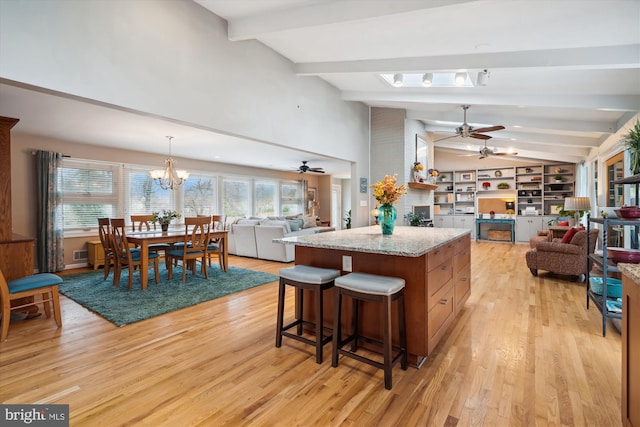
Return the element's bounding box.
[276,265,341,364]
[331,272,407,390]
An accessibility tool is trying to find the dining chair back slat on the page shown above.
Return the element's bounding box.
[111,218,161,290]
[130,215,156,232]
[166,216,211,283]
[97,218,115,281]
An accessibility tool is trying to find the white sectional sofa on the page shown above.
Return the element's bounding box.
[228,217,334,262]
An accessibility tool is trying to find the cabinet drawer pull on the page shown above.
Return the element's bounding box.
[441,265,448,271]
[440,298,448,305]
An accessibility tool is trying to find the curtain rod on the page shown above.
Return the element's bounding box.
[31,150,70,158]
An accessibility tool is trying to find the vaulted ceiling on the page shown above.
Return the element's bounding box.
[198,0,640,164]
[1,1,639,176]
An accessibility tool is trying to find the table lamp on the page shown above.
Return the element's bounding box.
[563,197,591,226]
[371,208,379,225]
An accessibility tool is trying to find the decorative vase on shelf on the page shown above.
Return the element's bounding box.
[413,171,421,182]
[379,203,397,235]
[161,223,169,232]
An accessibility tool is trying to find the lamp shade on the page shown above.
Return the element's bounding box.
[564,197,591,212]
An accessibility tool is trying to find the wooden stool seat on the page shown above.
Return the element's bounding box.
[331,272,407,390]
[276,265,341,364]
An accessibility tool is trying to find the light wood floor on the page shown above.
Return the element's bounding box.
[0,242,622,426]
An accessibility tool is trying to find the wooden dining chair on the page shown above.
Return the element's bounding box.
[206,215,226,270]
[130,214,172,267]
[97,218,116,281]
[166,216,211,283]
[1,269,63,341]
[111,218,161,290]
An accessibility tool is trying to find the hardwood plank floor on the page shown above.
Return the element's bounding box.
[0,241,622,426]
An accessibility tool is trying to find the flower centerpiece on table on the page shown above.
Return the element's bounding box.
[151,209,181,231]
[371,174,407,235]
[412,161,424,182]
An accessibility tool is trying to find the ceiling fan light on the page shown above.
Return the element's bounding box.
[393,73,403,87]
[454,72,467,86]
[422,73,433,87]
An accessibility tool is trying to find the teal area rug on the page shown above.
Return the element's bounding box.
[59,265,278,327]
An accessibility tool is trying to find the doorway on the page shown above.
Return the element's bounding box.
[331,184,341,230]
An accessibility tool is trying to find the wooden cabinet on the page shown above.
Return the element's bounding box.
[622,270,640,427]
[87,240,105,270]
[516,216,545,242]
[453,234,471,315]
[454,216,475,239]
[433,215,454,228]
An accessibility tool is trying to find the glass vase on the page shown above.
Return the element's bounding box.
[161,223,169,232]
[379,203,397,235]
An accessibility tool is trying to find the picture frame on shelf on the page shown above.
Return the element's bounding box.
[460,172,474,181]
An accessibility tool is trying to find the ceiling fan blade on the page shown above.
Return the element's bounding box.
[309,169,325,173]
[434,134,459,142]
[494,152,518,156]
[470,134,492,140]
[473,125,505,133]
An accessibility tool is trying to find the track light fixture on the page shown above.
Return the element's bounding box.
[422,73,433,87]
[476,69,490,86]
[454,72,467,86]
[393,73,403,87]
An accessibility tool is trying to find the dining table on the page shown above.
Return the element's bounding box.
[126,229,228,290]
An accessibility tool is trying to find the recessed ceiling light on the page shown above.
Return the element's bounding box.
[422,73,433,87]
[393,73,403,87]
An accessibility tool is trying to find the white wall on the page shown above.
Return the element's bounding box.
[1,0,370,219]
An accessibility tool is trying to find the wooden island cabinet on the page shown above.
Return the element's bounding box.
[619,264,640,427]
[280,226,471,366]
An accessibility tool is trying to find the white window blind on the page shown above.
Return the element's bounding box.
[59,159,121,230]
[124,166,175,221]
[281,182,303,216]
[183,175,217,217]
[255,180,278,217]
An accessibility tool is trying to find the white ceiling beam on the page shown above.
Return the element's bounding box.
[296,45,640,74]
[226,0,477,41]
[406,111,618,134]
[344,91,640,111]
[436,143,587,164]
[436,137,590,156]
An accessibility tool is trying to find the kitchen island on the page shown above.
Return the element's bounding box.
[279,226,471,366]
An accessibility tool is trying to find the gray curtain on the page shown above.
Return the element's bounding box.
[36,150,64,272]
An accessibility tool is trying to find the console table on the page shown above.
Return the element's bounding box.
[476,218,515,242]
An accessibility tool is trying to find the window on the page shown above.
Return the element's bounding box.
[281,182,303,216]
[59,159,120,231]
[223,178,251,219]
[125,166,174,219]
[183,175,217,216]
[57,158,305,233]
[255,181,277,217]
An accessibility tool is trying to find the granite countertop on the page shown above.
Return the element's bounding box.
[277,225,470,257]
[618,263,640,284]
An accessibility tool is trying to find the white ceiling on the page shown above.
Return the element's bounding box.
[2,0,639,176]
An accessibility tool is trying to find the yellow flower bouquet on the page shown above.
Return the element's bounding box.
[371,174,407,205]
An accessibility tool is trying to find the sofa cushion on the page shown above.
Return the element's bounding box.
[260,219,291,234]
[288,218,304,231]
[302,215,317,229]
[235,219,261,226]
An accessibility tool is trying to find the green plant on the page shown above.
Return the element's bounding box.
[554,174,563,181]
[623,120,640,175]
[151,209,181,225]
[497,182,509,189]
[343,209,352,229]
[404,211,426,226]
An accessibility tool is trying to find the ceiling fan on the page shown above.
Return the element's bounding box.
[478,140,517,159]
[436,105,505,142]
[295,160,325,174]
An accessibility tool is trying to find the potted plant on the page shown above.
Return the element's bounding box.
[554,174,563,182]
[343,209,352,229]
[497,182,510,190]
[404,211,426,227]
[623,120,640,175]
[151,209,181,231]
[482,181,491,190]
